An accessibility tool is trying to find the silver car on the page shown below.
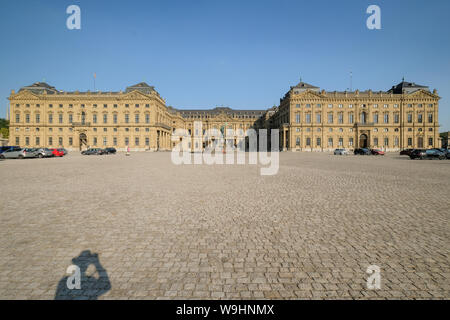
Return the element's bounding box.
[0,148,39,159]
[36,148,54,158]
[334,148,349,155]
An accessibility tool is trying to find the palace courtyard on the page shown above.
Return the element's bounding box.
[0,152,449,299]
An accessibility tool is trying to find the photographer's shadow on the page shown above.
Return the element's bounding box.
[55,250,111,300]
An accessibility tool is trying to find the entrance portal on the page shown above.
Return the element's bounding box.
[359,134,368,148]
[79,133,87,150]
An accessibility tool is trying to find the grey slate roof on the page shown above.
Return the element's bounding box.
[388,81,429,94]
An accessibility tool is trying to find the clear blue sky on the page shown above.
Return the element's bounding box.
[0,0,449,130]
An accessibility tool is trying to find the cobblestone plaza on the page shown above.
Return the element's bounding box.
[0,152,449,299]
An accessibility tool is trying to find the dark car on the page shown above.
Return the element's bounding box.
[103,147,116,154]
[410,149,445,160]
[354,148,371,155]
[0,146,20,154]
[81,148,105,155]
[400,149,414,156]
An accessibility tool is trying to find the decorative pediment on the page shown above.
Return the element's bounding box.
[295,90,324,100]
[11,90,40,100]
[121,90,151,100]
[407,89,439,99]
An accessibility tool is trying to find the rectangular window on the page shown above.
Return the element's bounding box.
[59,114,63,124]
[407,137,412,146]
[428,113,433,123]
[145,104,150,108]
[125,137,129,146]
[135,114,139,124]
[16,136,20,145]
[428,138,433,146]
[348,113,354,123]
[135,104,139,108]
[48,114,53,124]
[328,138,333,147]
[145,137,150,146]
[36,137,40,145]
[305,113,311,124]
[407,114,412,123]
[327,113,333,124]
[69,114,73,123]
[384,138,389,146]
[338,113,343,124]
[48,137,52,145]
[69,137,73,146]
[113,114,118,124]
[113,137,117,146]
[306,137,311,146]
[103,137,107,146]
[135,137,139,145]
[296,137,300,146]
[374,138,378,146]
[25,114,30,123]
[295,104,300,108]
[338,138,343,146]
[384,113,389,124]
[394,113,399,123]
[295,113,300,123]
[59,137,63,146]
[373,113,378,123]
[93,114,97,124]
[103,104,107,108]
[25,137,30,145]
[316,113,321,123]
[93,137,97,146]
[316,137,321,146]
[103,114,108,124]
[418,114,423,123]
[349,137,353,146]
[15,113,20,123]
[145,114,150,123]
[394,136,399,146]
[125,114,129,123]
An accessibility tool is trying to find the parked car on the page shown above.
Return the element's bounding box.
[49,148,64,157]
[370,149,385,155]
[57,148,68,156]
[81,148,105,155]
[103,147,117,154]
[0,146,20,154]
[400,149,414,156]
[354,148,371,155]
[35,148,54,158]
[410,149,445,160]
[334,148,348,155]
[0,148,39,159]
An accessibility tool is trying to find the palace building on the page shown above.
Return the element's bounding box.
[7,80,440,152]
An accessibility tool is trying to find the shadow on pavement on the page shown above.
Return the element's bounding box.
[55,250,111,300]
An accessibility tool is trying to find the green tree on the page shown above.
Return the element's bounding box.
[0,118,9,129]
[0,118,9,139]
[0,127,8,139]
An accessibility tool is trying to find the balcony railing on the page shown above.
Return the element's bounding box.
[71,122,91,126]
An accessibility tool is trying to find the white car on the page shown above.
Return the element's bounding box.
[334,148,348,155]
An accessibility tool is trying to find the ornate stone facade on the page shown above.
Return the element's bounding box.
[7,80,440,152]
